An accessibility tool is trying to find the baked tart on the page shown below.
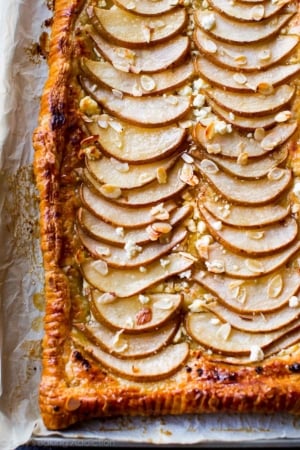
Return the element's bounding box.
[33,0,300,430]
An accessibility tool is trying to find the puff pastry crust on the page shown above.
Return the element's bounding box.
[33,0,300,430]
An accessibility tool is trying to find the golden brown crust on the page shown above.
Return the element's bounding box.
[33,0,300,430]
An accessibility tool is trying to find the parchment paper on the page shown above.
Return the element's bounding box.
[1,1,300,449]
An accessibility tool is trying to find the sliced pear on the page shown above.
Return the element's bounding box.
[81,76,190,127]
[205,85,295,117]
[87,28,190,73]
[113,0,177,16]
[206,97,282,130]
[82,58,194,96]
[92,6,187,47]
[83,317,179,359]
[194,10,294,44]
[193,269,300,313]
[203,241,300,279]
[78,205,192,247]
[193,123,293,158]
[72,327,189,381]
[203,196,290,227]
[205,300,300,334]
[84,160,186,207]
[194,27,299,72]
[80,184,176,228]
[186,311,297,356]
[206,147,288,179]
[81,252,194,298]
[86,154,178,189]
[87,121,185,163]
[207,0,291,22]
[197,161,292,205]
[196,57,300,92]
[91,291,182,332]
[200,207,297,256]
[78,225,187,268]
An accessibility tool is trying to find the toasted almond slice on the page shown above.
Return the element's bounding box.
[113,0,178,15]
[81,252,194,298]
[196,57,300,92]
[92,6,187,47]
[194,10,294,44]
[82,59,194,96]
[204,241,300,279]
[197,161,291,205]
[80,184,176,228]
[78,225,187,268]
[205,85,295,117]
[87,28,189,73]
[200,207,297,256]
[91,291,182,332]
[206,301,300,333]
[186,311,297,356]
[83,317,178,359]
[81,77,190,127]
[78,205,191,247]
[194,28,299,72]
[72,328,188,381]
[207,0,291,22]
[206,147,288,179]
[193,123,292,158]
[206,97,282,130]
[203,197,289,227]
[84,160,186,207]
[87,121,185,163]
[193,269,300,314]
[86,154,178,189]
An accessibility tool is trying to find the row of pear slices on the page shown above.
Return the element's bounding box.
[186,1,300,361]
[73,3,194,380]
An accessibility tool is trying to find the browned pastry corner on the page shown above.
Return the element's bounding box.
[33,0,300,430]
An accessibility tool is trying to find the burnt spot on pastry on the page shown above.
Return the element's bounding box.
[51,104,66,130]
[72,349,91,370]
[288,363,300,373]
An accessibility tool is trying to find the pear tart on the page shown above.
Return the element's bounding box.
[33,0,300,431]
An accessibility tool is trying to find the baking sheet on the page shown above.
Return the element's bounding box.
[1,1,300,449]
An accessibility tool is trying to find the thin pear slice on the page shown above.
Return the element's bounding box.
[82,58,194,96]
[206,98,282,130]
[86,154,178,189]
[207,0,291,22]
[194,10,294,44]
[113,0,177,16]
[205,300,300,334]
[87,28,190,73]
[80,184,176,228]
[206,147,288,179]
[81,77,190,127]
[205,85,295,117]
[78,205,191,247]
[204,241,300,279]
[197,161,292,205]
[92,6,187,47]
[193,269,300,313]
[72,328,189,381]
[87,121,185,163]
[203,196,290,227]
[200,207,297,256]
[194,28,299,72]
[91,291,182,332]
[196,57,300,92]
[193,123,293,158]
[83,318,179,359]
[186,311,297,356]
[78,225,187,268]
[81,252,194,298]
[84,160,186,207]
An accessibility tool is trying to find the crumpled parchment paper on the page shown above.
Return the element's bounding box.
[1,1,300,449]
